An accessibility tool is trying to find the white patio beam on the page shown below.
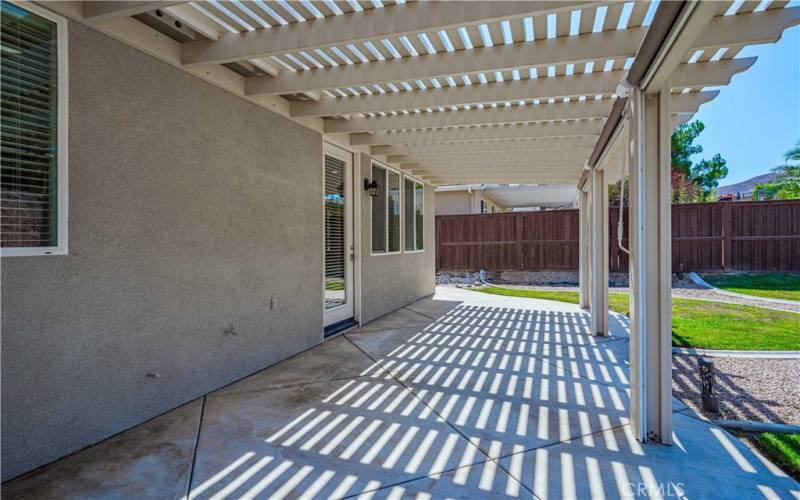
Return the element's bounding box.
[327,100,613,134]
[81,1,185,21]
[293,71,621,117]
[387,150,590,164]
[694,6,800,49]
[578,187,591,309]
[408,161,585,173]
[589,168,609,336]
[293,61,747,117]
[350,121,603,146]
[370,137,598,156]
[325,91,718,133]
[669,57,756,88]
[246,7,799,96]
[425,174,580,184]
[182,1,595,67]
[246,28,644,96]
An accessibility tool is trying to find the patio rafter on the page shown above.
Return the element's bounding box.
[181,1,595,67]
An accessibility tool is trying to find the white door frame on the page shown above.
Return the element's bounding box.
[323,143,356,327]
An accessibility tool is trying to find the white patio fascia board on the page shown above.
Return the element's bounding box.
[294,71,622,117]
[246,27,645,96]
[82,1,184,21]
[642,1,720,93]
[370,137,598,156]
[181,1,595,66]
[325,91,717,133]
[350,121,603,146]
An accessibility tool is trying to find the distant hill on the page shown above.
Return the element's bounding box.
[716,172,778,198]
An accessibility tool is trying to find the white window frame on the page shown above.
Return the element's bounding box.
[403,174,425,254]
[2,1,69,257]
[370,161,402,256]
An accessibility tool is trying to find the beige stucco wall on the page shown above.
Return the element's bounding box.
[436,190,507,215]
[359,154,436,323]
[435,190,472,215]
[1,21,325,479]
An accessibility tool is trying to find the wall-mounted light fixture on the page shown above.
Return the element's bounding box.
[364,178,379,197]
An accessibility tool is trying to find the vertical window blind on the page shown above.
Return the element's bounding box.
[1,3,60,249]
[404,179,414,251]
[414,181,424,251]
[371,164,386,253]
[386,169,400,253]
[324,154,346,310]
[403,179,424,251]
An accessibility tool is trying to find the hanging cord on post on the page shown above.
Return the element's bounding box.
[617,151,630,255]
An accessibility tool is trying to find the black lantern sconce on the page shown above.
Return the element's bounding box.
[364,178,379,197]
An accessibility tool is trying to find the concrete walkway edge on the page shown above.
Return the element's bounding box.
[672,346,800,359]
[688,272,800,306]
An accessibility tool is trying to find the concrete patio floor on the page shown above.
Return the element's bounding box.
[4,287,799,499]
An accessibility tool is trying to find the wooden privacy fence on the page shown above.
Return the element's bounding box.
[436,200,800,272]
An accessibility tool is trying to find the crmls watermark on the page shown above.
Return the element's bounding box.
[623,481,686,498]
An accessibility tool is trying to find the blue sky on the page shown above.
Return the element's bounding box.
[691,24,800,185]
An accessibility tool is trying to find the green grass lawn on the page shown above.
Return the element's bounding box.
[757,433,800,478]
[474,286,800,351]
[702,273,800,302]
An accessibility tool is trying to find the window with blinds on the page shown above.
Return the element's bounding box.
[371,163,402,255]
[1,2,66,255]
[324,154,346,310]
[404,178,424,252]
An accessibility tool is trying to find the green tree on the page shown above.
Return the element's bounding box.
[755,140,800,200]
[671,121,705,176]
[670,120,728,202]
[691,153,728,201]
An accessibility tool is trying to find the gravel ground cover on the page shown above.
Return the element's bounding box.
[673,354,800,425]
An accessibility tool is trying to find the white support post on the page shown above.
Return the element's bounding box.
[590,168,609,336]
[578,188,591,309]
[627,87,673,444]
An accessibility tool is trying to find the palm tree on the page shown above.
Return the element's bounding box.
[755,140,800,200]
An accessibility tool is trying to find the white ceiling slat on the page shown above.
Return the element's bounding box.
[182,1,593,66]
[533,15,548,40]
[627,2,650,27]
[370,137,598,156]
[737,1,762,15]
[349,121,604,146]
[602,3,623,31]
[247,28,644,95]
[578,6,595,33]
[424,173,581,184]
[556,11,570,37]
[291,70,622,117]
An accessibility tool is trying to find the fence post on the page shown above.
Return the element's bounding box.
[721,202,732,271]
[515,214,524,270]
